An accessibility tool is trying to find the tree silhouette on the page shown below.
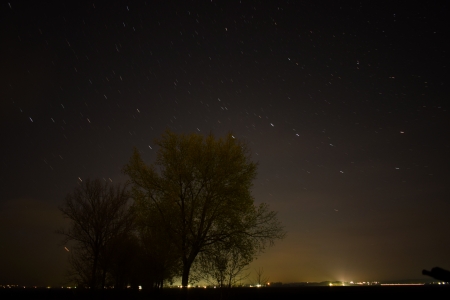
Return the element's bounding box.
[134,217,180,289]
[254,267,269,286]
[57,179,134,289]
[124,130,285,289]
[195,234,255,287]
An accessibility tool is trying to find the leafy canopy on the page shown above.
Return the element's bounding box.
[124,130,285,286]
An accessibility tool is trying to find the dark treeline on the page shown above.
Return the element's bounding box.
[3,286,450,300]
[57,131,285,290]
[58,178,178,290]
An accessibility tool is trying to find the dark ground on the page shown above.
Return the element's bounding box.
[1,286,449,300]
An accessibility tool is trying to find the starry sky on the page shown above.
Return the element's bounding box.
[1,0,449,286]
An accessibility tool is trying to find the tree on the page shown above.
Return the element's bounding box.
[123,130,285,288]
[134,212,180,289]
[195,234,255,287]
[105,233,141,289]
[58,178,135,289]
[254,267,269,286]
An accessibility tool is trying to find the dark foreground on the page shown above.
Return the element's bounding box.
[1,286,449,300]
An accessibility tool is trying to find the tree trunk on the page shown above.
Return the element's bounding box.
[101,268,107,289]
[181,261,191,288]
[91,255,98,289]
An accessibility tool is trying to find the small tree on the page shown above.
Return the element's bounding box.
[124,130,285,288]
[57,178,134,289]
[254,267,269,286]
[195,235,255,288]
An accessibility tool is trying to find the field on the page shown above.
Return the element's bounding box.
[1,286,449,300]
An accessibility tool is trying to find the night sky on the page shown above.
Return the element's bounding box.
[1,0,449,286]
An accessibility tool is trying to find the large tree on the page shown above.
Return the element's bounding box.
[123,130,285,288]
[58,178,134,289]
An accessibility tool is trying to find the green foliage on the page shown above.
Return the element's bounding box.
[124,130,285,287]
